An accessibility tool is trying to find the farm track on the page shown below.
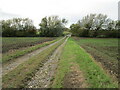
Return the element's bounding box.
[2,37,66,76]
[27,37,69,88]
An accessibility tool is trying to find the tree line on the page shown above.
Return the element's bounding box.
[1,18,36,37]
[0,14,119,37]
[0,16,67,37]
[70,14,120,38]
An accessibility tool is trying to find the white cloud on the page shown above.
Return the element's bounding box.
[0,0,119,28]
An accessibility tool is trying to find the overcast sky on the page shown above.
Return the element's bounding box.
[0,0,119,28]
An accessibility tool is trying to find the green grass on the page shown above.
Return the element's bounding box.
[73,38,118,60]
[52,38,118,88]
[63,31,71,35]
[2,37,65,88]
[73,37,118,79]
[2,37,61,63]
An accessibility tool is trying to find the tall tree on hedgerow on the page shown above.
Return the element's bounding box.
[1,18,36,37]
[39,16,67,37]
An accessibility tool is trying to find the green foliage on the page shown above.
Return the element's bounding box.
[63,31,71,36]
[1,18,37,37]
[70,14,119,38]
[70,24,81,36]
[90,30,119,38]
[39,16,67,37]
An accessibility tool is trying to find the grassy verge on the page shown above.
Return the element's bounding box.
[2,37,61,63]
[52,38,118,88]
[2,37,65,88]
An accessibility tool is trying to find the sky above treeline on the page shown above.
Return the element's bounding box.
[0,0,119,28]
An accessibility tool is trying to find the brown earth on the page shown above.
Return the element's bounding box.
[2,38,56,53]
[63,63,87,88]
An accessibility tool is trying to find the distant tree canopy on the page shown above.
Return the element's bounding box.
[70,14,119,38]
[1,18,36,37]
[39,16,67,37]
[1,14,119,37]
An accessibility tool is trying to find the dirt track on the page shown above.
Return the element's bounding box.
[2,37,66,75]
[27,37,69,88]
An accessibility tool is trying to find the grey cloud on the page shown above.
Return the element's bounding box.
[0,10,21,20]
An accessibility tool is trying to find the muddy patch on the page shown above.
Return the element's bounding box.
[63,63,87,88]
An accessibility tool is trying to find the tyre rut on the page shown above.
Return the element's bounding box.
[2,37,66,75]
[27,37,69,88]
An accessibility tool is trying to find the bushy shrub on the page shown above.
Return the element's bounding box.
[96,35,106,38]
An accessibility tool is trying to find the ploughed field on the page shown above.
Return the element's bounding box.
[2,37,58,63]
[73,37,118,79]
[2,37,118,88]
[2,37,56,53]
[52,38,118,88]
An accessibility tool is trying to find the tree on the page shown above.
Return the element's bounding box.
[115,20,120,38]
[106,20,116,30]
[62,18,68,24]
[78,14,95,30]
[93,14,108,30]
[1,19,16,36]
[115,20,120,30]
[1,18,36,37]
[70,24,81,36]
[77,14,96,37]
[93,14,108,37]
[39,16,67,37]
[70,13,117,37]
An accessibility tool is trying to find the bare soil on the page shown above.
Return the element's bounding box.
[63,63,87,88]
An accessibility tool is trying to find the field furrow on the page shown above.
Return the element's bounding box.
[52,38,118,88]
